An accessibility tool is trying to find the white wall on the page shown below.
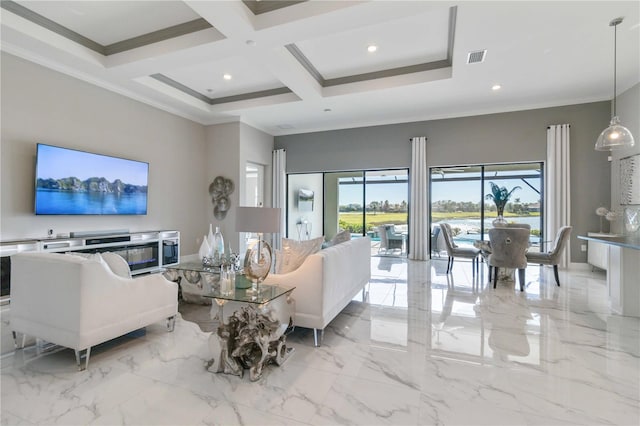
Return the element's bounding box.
[0,53,208,256]
[287,173,323,240]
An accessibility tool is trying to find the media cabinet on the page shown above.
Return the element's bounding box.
[0,230,180,303]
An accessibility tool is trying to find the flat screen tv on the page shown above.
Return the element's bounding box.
[35,143,149,215]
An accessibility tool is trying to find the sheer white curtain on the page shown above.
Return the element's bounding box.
[409,136,428,260]
[545,124,571,268]
[272,149,286,250]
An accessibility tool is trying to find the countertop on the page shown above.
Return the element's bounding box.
[578,234,640,250]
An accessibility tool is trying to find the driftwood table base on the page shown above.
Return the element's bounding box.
[206,296,294,381]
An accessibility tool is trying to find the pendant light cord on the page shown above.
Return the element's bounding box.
[613,20,617,117]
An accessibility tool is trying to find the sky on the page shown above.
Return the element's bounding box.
[432,179,541,204]
[36,144,148,186]
[340,183,408,205]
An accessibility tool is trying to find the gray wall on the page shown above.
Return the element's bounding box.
[609,83,640,234]
[1,53,208,256]
[204,122,274,254]
[276,102,612,263]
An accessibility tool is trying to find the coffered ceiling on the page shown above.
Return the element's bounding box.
[1,1,638,136]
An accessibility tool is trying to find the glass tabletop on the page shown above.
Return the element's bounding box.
[202,283,295,305]
[165,261,220,274]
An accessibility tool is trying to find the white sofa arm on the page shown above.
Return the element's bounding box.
[263,253,324,319]
[81,271,178,332]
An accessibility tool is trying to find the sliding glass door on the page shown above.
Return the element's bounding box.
[430,163,543,255]
[286,169,409,256]
[326,169,409,256]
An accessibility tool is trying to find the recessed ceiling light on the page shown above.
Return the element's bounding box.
[246,40,256,46]
[223,74,232,80]
[492,84,502,91]
[367,45,378,53]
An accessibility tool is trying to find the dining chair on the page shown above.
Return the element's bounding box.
[439,223,481,276]
[525,226,572,286]
[488,227,530,291]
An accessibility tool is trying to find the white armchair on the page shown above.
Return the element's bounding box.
[10,252,178,370]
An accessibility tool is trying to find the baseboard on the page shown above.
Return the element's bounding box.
[569,262,591,271]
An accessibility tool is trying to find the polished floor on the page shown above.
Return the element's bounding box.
[1,258,639,425]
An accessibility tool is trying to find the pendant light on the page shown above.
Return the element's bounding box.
[595,17,635,151]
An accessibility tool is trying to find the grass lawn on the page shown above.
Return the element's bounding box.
[339,212,407,228]
[339,211,540,229]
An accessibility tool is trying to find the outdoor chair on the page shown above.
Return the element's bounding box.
[377,224,405,254]
[431,226,441,257]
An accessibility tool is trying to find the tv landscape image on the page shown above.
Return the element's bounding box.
[35,144,149,215]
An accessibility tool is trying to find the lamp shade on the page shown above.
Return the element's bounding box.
[235,206,281,233]
[595,116,636,150]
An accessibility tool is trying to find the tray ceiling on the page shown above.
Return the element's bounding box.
[1,1,638,136]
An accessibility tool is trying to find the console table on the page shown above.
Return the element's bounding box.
[577,235,640,317]
[203,284,295,381]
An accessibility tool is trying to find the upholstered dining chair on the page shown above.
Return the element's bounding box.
[439,223,481,276]
[488,227,530,291]
[504,223,531,230]
[526,226,572,286]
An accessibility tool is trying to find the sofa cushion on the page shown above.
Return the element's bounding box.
[277,237,324,274]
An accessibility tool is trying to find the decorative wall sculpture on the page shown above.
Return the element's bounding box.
[209,176,235,219]
[620,154,639,205]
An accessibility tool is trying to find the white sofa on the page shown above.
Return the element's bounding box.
[10,252,178,370]
[263,236,371,346]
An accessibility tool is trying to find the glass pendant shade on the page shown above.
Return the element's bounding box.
[595,17,635,151]
[595,116,636,150]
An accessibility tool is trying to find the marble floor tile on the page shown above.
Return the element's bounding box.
[1,256,639,425]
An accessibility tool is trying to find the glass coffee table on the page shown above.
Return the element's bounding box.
[163,262,221,304]
[202,283,295,381]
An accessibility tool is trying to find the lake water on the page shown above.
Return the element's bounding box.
[35,189,147,215]
[434,216,542,246]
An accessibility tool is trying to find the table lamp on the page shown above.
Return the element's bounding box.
[235,206,281,293]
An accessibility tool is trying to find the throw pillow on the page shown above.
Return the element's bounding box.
[330,229,351,246]
[278,236,324,274]
[66,251,106,265]
[101,252,132,278]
